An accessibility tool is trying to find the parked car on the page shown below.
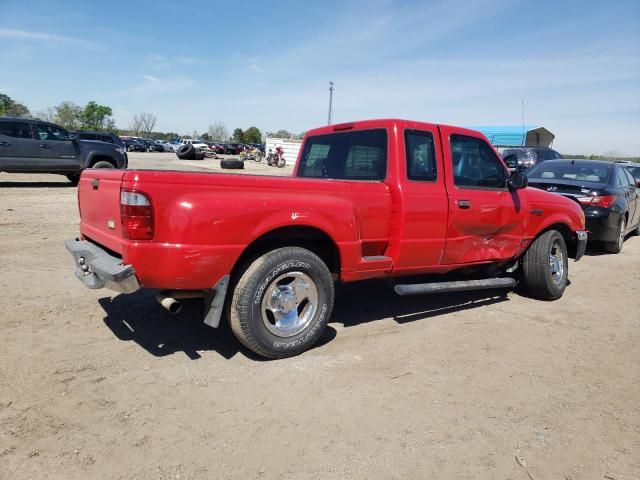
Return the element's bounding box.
[137,138,164,152]
[0,116,127,184]
[178,138,212,155]
[66,119,587,359]
[122,138,146,152]
[527,159,640,253]
[154,140,173,152]
[501,146,563,171]
[225,143,243,155]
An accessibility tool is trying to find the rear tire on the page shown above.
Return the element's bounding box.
[521,230,568,300]
[91,161,115,169]
[220,159,244,169]
[228,247,335,359]
[604,217,626,254]
[66,174,80,185]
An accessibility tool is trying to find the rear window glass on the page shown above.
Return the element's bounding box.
[298,129,387,180]
[528,162,611,184]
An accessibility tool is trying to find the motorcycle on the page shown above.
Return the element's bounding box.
[267,151,286,168]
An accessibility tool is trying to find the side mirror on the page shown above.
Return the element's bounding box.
[508,171,528,190]
[69,133,78,142]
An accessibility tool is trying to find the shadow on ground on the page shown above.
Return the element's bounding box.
[99,282,511,360]
[98,290,336,361]
[331,279,510,326]
[0,180,75,188]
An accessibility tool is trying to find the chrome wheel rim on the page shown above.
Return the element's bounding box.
[618,219,626,249]
[260,271,318,337]
[549,240,565,286]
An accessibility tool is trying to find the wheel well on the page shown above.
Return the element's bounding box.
[89,155,116,168]
[538,223,577,258]
[231,226,341,279]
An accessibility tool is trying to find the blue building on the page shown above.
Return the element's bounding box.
[469,125,555,148]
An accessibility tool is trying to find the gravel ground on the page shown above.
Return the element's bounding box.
[0,154,638,480]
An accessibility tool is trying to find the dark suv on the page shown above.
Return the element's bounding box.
[501,147,563,170]
[74,130,124,145]
[0,117,127,184]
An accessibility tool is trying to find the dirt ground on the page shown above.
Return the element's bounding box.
[1,153,639,480]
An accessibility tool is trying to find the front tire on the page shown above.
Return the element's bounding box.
[229,247,335,359]
[604,217,626,254]
[66,174,80,185]
[521,230,568,300]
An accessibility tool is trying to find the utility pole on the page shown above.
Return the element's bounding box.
[327,81,334,125]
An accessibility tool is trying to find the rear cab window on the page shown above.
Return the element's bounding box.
[298,129,387,180]
[0,121,33,139]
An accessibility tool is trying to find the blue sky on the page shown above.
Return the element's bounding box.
[1,0,639,154]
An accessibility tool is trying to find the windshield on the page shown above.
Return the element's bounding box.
[627,165,640,179]
[528,161,611,185]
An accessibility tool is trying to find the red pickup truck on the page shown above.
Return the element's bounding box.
[66,119,587,358]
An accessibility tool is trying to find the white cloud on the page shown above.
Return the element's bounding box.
[0,27,99,49]
[126,75,194,96]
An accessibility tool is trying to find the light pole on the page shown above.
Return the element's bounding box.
[327,81,334,125]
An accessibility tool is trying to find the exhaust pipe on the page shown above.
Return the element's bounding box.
[156,290,206,315]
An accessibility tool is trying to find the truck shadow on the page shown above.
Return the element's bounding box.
[98,290,336,361]
[331,279,510,327]
[98,282,510,360]
[0,181,75,188]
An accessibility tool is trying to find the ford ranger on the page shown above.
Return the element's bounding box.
[65,119,587,359]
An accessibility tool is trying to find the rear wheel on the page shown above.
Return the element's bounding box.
[604,217,626,254]
[66,174,80,185]
[521,230,568,300]
[228,247,334,359]
[91,161,115,169]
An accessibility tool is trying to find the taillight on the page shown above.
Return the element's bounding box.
[577,195,616,209]
[120,189,154,240]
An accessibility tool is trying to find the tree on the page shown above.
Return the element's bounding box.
[0,93,30,117]
[243,126,262,144]
[53,101,83,130]
[207,121,228,142]
[139,112,157,137]
[269,129,294,139]
[232,128,244,143]
[81,101,115,131]
[35,107,56,123]
[201,132,211,141]
[129,114,144,136]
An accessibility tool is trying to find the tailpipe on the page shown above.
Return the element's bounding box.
[155,290,206,315]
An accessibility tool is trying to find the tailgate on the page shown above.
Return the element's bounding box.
[78,169,126,254]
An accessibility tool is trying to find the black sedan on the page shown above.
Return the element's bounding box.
[527,160,640,253]
[122,138,146,152]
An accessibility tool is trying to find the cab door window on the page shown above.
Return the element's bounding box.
[405,129,437,181]
[36,123,70,141]
[450,134,507,189]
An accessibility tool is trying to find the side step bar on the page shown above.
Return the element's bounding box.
[394,277,517,296]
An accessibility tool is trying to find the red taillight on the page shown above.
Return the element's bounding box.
[577,195,616,209]
[120,189,154,240]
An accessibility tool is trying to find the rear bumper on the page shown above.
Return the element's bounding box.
[575,230,587,261]
[585,212,620,243]
[65,239,140,293]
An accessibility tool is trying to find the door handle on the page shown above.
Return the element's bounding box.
[39,144,51,149]
[457,200,472,209]
[0,141,10,146]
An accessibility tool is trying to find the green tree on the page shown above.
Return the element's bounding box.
[81,101,115,131]
[231,128,244,143]
[54,101,83,130]
[243,126,262,143]
[0,93,30,117]
[201,132,211,141]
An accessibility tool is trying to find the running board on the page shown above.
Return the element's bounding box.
[394,277,517,296]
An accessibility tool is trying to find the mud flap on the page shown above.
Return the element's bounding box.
[203,275,230,328]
